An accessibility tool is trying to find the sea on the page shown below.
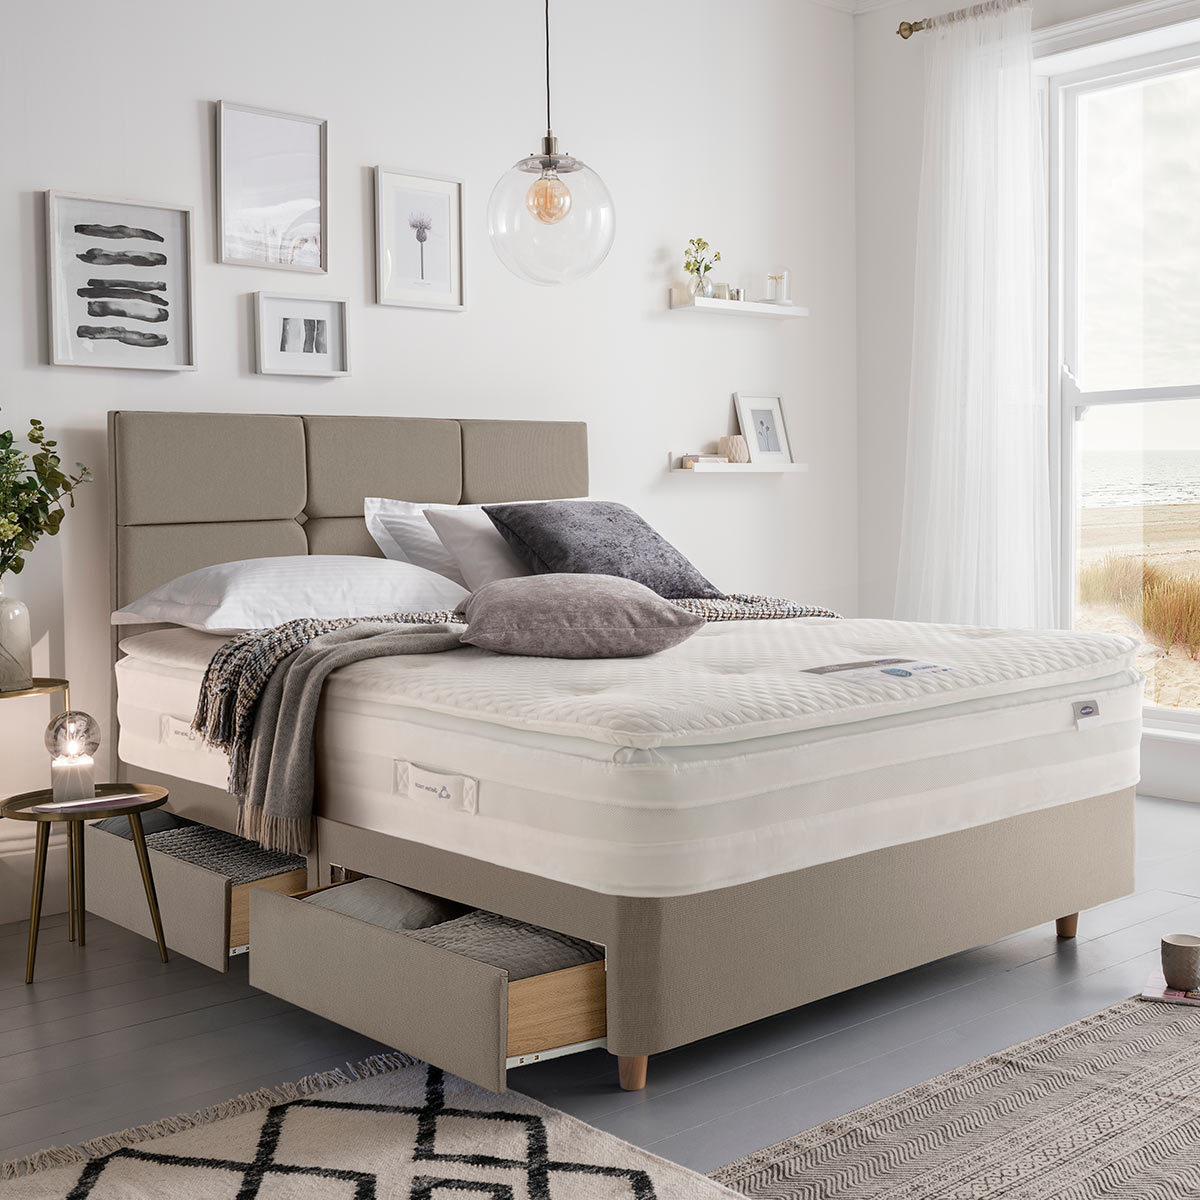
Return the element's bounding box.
[1082,450,1200,508]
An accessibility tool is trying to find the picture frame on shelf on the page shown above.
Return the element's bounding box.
[46,191,196,371]
[375,166,465,310]
[734,393,793,465]
[218,102,328,272]
[254,292,349,377]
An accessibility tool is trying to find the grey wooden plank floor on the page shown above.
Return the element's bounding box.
[1,794,1197,1174]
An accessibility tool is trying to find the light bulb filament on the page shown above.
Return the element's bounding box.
[526,171,572,224]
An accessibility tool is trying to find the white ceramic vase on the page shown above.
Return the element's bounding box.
[0,578,33,692]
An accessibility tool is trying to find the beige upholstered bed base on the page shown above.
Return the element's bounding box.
[314,787,1135,1062]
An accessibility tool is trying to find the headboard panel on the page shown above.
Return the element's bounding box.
[108,411,588,607]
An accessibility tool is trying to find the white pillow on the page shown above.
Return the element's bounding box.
[364,498,467,586]
[423,507,534,591]
[111,555,469,634]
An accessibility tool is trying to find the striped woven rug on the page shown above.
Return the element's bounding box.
[711,998,1200,1198]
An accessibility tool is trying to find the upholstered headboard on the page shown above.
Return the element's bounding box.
[107,411,589,607]
[106,411,588,829]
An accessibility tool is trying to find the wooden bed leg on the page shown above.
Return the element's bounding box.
[1056,913,1079,939]
[618,1055,648,1091]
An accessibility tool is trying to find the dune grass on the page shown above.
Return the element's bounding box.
[1079,552,1200,658]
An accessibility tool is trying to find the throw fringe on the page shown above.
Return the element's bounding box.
[238,806,314,856]
[2,1050,420,1180]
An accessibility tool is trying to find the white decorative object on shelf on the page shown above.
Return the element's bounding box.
[734,393,793,466]
[718,435,750,463]
[668,287,808,318]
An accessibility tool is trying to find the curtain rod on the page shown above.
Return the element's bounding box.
[897,0,1025,38]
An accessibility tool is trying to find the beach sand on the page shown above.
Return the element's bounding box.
[1079,502,1200,708]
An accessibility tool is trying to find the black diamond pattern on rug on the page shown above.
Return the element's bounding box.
[63,1065,657,1199]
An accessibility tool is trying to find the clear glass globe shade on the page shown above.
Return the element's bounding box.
[489,158,615,285]
[45,710,101,760]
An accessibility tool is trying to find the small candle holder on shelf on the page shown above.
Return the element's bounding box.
[45,711,100,804]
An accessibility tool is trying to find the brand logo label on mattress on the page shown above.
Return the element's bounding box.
[160,715,205,750]
[394,761,478,814]
[1073,699,1101,729]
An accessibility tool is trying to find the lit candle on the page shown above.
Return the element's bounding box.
[45,710,101,806]
[51,752,95,804]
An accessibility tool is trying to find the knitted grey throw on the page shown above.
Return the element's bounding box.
[193,597,838,854]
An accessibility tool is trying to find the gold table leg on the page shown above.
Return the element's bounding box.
[72,819,86,947]
[129,812,168,963]
[67,822,76,943]
[25,823,51,984]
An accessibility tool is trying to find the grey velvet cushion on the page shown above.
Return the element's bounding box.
[303,877,470,932]
[483,500,724,600]
[460,574,705,659]
[408,909,604,981]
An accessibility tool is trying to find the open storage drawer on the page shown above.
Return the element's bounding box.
[84,821,308,972]
[250,882,607,1092]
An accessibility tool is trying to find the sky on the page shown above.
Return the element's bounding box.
[1076,62,1200,450]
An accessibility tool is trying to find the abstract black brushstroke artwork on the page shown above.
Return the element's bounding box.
[86,300,169,323]
[86,278,166,291]
[73,222,165,242]
[76,248,168,267]
[49,191,194,369]
[76,285,169,306]
[76,325,168,347]
[280,316,327,354]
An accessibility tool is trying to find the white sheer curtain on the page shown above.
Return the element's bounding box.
[894,0,1052,627]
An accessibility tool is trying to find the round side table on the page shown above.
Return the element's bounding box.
[1,784,170,983]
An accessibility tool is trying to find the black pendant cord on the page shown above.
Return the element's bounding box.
[545,0,552,131]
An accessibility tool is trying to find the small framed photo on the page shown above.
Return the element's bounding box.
[734,394,793,464]
[46,191,196,371]
[219,102,328,272]
[254,292,348,376]
[375,166,464,310]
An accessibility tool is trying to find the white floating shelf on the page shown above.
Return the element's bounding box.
[671,459,809,475]
[668,288,809,319]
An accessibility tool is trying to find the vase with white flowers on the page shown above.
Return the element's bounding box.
[684,237,721,299]
[0,414,91,691]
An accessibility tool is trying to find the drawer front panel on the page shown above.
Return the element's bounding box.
[250,888,510,1092]
[85,823,231,972]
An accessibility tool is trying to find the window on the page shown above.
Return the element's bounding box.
[1053,45,1200,722]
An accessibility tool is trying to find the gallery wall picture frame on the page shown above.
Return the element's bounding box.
[254,291,349,377]
[218,101,328,273]
[375,165,465,311]
[734,393,794,465]
[46,190,196,371]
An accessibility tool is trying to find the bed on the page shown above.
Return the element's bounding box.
[106,410,1142,1092]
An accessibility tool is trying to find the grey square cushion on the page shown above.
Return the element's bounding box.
[303,877,470,932]
[460,574,705,659]
[483,500,724,600]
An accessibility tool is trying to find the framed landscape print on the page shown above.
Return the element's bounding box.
[734,393,793,465]
[219,102,327,272]
[46,191,195,371]
[254,292,348,376]
[375,166,464,310]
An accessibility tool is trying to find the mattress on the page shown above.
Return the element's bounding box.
[115,619,1143,897]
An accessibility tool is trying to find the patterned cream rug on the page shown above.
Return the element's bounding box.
[712,997,1200,1198]
[3,1054,735,1198]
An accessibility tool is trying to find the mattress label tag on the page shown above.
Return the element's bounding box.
[395,761,478,814]
[160,715,205,750]
[1073,700,1101,729]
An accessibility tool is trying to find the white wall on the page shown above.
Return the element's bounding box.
[853,0,1142,618]
[0,0,858,919]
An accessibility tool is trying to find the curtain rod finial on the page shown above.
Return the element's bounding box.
[898,20,915,36]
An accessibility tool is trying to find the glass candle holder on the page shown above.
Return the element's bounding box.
[45,710,100,804]
[766,268,791,303]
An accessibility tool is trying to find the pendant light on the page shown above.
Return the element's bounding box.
[487,0,615,285]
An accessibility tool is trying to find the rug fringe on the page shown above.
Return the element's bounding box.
[1,1050,419,1180]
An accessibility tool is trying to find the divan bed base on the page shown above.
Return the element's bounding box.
[314,786,1135,1077]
